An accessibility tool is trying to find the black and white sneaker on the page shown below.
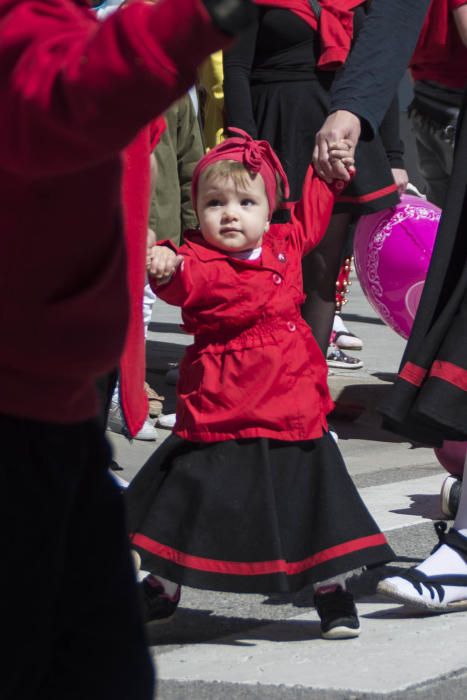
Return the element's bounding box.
[314,586,360,639]
[140,575,180,624]
[326,345,363,370]
[440,476,462,518]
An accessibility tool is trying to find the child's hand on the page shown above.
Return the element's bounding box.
[147,245,183,284]
[328,139,356,176]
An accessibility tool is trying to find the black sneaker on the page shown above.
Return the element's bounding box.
[140,575,180,624]
[440,476,462,518]
[314,586,360,639]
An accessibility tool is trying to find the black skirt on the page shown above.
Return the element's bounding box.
[251,78,399,214]
[126,434,394,594]
[381,92,467,446]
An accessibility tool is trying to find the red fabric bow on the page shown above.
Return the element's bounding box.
[192,128,290,214]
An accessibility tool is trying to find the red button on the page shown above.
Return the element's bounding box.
[287,321,296,332]
[273,273,282,285]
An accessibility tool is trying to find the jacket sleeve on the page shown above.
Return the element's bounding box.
[223,19,259,137]
[289,166,338,255]
[330,0,431,136]
[0,0,233,176]
[149,241,204,308]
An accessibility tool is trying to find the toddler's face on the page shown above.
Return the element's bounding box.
[196,173,270,253]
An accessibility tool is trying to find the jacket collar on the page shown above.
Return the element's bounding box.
[183,229,288,273]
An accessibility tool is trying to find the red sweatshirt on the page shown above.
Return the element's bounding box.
[410,0,467,89]
[0,0,231,424]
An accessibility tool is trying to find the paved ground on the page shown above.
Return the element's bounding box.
[109,274,467,700]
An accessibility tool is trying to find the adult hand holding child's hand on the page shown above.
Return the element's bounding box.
[147,246,183,284]
[313,111,361,182]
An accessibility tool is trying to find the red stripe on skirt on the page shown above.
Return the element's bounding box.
[336,183,398,204]
[131,532,388,576]
[430,360,467,391]
[399,362,427,387]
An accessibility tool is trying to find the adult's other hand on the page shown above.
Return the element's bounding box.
[391,168,409,196]
[313,111,361,182]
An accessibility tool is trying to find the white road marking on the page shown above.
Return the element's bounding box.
[358,473,445,531]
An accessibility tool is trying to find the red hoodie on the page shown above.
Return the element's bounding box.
[410,0,467,89]
[0,0,230,424]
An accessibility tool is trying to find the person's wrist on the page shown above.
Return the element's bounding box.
[201,0,257,36]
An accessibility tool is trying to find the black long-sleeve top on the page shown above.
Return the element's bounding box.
[224,6,404,167]
[223,8,323,138]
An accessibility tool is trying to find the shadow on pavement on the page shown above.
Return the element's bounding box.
[390,493,444,521]
[146,608,322,646]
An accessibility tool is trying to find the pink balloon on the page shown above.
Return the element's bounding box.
[434,441,467,477]
[354,195,441,339]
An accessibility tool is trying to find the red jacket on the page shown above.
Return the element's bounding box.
[0,0,231,424]
[154,168,337,442]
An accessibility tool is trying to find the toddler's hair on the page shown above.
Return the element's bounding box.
[199,160,283,210]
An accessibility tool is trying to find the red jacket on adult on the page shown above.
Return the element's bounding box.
[153,167,338,442]
[0,0,232,424]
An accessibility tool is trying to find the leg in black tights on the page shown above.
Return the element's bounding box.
[302,213,352,355]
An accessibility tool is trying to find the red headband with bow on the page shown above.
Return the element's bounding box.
[192,128,290,215]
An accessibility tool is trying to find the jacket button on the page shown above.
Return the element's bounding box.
[272,273,282,285]
[287,321,296,332]
[278,253,286,262]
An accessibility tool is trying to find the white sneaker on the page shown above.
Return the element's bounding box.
[157,413,176,430]
[107,403,157,441]
[134,419,158,441]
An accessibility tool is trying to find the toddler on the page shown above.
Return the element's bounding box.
[126,129,393,639]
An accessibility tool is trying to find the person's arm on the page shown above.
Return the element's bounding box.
[290,167,343,255]
[453,2,467,47]
[0,0,256,177]
[378,95,404,169]
[149,153,158,199]
[378,93,408,195]
[223,19,259,137]
[330,0,431,135]
[177,96,205,231]
[314,0,430,180]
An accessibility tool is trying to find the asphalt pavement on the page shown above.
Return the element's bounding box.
[108,273,467,700]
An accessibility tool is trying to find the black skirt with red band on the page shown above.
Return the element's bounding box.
[126,433,393,594]
[380,92,467,446]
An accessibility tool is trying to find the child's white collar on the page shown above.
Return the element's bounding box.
[228,247,262,261]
